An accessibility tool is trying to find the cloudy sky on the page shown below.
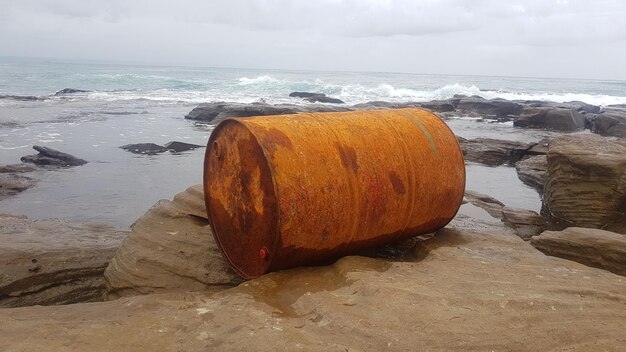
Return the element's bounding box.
[1,0,625,79]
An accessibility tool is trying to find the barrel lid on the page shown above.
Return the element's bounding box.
[204,119,279,279]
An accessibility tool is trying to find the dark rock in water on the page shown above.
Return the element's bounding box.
[289,91,323,98]
[531,227,626,277]
[515,155,548,192]
[455,96,524,119]
[520,100,601,114]
[514,107,586,131]
[351,101,421,110]
[55,88,89,96]
[0,94,42,101]
[0,164,37,173]
[418,100,456,112]
[457,137,543,166]
[164,141,204,153]
[120,143,168,155]
[0,174,37,200]
[588,111,626,138]
[185,102,349,124]
[20,146,88,167]
[289,92,345,104]
[0,213,127,307]
[543,134,626,234]
[305,95,345,104]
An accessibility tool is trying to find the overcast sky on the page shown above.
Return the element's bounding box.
[1,0,625,79]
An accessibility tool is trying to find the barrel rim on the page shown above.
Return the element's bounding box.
[204,118,281,279]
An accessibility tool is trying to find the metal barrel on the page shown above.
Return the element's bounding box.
[204,108,465,279]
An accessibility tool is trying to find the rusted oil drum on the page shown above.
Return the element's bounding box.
[204,108,465,279]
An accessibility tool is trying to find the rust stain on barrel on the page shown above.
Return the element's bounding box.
[204,108,465,279]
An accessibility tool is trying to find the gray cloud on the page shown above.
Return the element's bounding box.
[1,0,625,79]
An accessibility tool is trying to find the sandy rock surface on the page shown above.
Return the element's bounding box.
[515,155,547,191]
[1,227,625,351]
[0,214,127,308]
[531,227,626,276]
[543,134,626,233]
[104,185,242,299]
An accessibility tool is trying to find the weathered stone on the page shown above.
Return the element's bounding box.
[0,174,36,200]
[104,185,242,299]
[20,145,88,167]
[457,137,538,166]
[0,164,36,173]
[0,214,127,308]
[2,228,625,351]
[304,95,344,104]
[543,134,626,233]
[455,96,524,119]
[464,190,546,239]
[120,143,168,155]
[163,141,204,153]
[520,100,601,114]
[531,227,626,276]
[589,111,626,138]
[515,155,548,191]
[514,107,586,131]
[54,88,89,96]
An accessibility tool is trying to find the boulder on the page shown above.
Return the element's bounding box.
[54,88,89,96]
[2,228,626,350]
[288,92,345,104]
[120,143,168,155]
[0,174,36,200]
[0,164,37,173]
[543,134,626,233]
[520,100,601,114]
[455,96,523,119]
[457,137,541,166]
[530,227,626,276]
[514,107,586,131]
[589,111,626,138]
[0,214,127,307]
[515,155,548,191]
[20,145,88,167]
[104,185,242,299]
[184,102,302,124]
[163,141,204,153]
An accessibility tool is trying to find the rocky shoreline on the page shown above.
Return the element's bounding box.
[1,94,625,350]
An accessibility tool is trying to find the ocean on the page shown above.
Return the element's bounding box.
[2,57,625,226]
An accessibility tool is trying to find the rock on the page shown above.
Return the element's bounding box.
[531,227,626,276]
[520,100,601,114]
[2,228,626,350]
[163,141,204,153]
[515,155,548,191]
[20,145,88,167]
[120,143,168,155]
[104,185,242,299]
[457,137,540,166]
[0,174,36,200]
[351,101,421,110]
[0,94,42,101]
[514,107,586,131]
[589,111,626,138]
[418,100,456,112]
[0,164,37,173]
[54,88,89,95]
[304,95,345,104]
[455,96,523,119]
[288,91,322,98]
[464,190,546,239]
[543,134,626,233]
[0,214,127,308]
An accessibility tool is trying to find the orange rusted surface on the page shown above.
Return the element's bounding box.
[204,108,465,279]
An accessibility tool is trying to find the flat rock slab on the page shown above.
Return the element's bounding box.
[531,227,626,276]
[515,155,548,191]
[1,228,625,351]
[104,185,242,299]
[0,214,127,307]
[20,145,88,167]
[0,174,36,200]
